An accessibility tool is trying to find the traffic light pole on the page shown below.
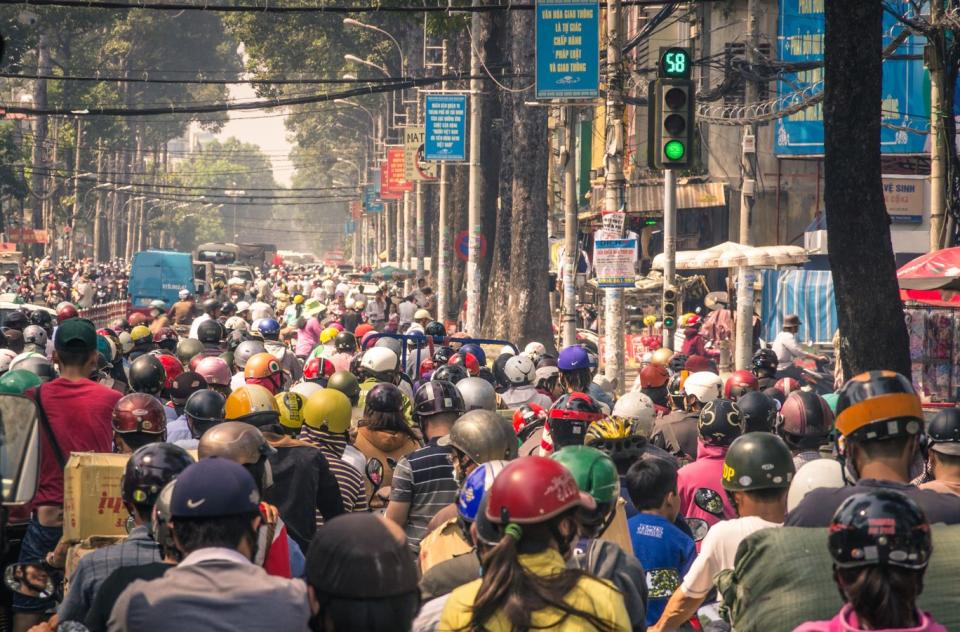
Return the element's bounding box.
[662,168,677,350]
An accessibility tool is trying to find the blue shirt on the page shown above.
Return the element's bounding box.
[628,512,697,626]
[166,415,193,443]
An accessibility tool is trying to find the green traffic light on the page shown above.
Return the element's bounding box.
[664,316,675,329]
[664,140,685,161]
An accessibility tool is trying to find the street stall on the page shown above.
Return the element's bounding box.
[897,247,960,402]
[759,268,838,344]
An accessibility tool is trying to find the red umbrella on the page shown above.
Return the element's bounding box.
[898,247,960,307]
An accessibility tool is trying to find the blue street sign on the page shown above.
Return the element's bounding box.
[776,0,929,156]
[363,180,383,214]
[425,95,467,161]
[535,0,600,100]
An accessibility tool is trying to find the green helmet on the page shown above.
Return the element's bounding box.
[327,370,361,405]
[177,338,205,365]
[0,369,42,394]
[551,445,619,505]
[721,432,796,492]
[220,351,235,371]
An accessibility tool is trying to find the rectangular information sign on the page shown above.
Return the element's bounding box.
[535,0,600,99]
[425,94,467,161]
[404,127,438,181]
[594,238,637,287]
[384,147,412,193]
[379,161,401,200]
[363,180,383,213]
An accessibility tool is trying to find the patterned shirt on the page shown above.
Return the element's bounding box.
[298,426,367,514]
[58,526,163,623]
[390,437,459,552]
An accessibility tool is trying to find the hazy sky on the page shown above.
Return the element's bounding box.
[215,83,294,187]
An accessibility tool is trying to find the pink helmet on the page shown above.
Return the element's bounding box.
[329,322,344,332]
[195,356,232,387]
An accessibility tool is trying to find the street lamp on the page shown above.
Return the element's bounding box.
[343,18,412,117]
[224,189,246,242]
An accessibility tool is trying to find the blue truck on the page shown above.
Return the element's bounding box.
[128,250,195,309]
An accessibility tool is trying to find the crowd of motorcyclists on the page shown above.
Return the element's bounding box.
[0,262,954,632]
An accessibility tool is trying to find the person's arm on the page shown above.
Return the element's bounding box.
[650,588,703,631]
[386,457,414,526]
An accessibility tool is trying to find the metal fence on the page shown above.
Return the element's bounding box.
[78,301,130,328]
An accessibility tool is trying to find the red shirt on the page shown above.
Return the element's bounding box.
[30,378,123,507]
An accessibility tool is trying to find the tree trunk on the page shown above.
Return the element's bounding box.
[824,0,910,376]
[505,2,554,349]
[482,82,514,340]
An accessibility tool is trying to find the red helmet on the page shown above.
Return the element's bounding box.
[154,353,184,390]
[724,370,760,400]
[153,327,178,344]
[195,356,232,387]
[128,313,149,328]
[512,403,547,439]
[303,357,336,381]
[484,456,596,525]
[419,358,436,379]
[639,364,669,389]
[775,377,801,396]
[112,393,167,435]
[56,304,79,322]
[686,314,701,327]
[548,392,604,423]
[449,352,480,376]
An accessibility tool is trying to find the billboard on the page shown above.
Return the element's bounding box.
[535,0,600,99]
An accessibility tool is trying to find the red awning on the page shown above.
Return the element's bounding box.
[898,247,960,307]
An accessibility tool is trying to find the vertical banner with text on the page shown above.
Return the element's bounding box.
[535,0,600,100]
[425,94,468,161]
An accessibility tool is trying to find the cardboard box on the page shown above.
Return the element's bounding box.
[62,452,130,542]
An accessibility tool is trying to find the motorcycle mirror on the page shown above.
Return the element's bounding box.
[4,563,55,600]
[0,394,41,505]
[686,517,709,542]
[366,458,384,490]
[693,488,726,518]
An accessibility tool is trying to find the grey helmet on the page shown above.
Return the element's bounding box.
[198,421,277,490]
[22,325,48,352]
[438,409,518,464]
[457,377,497,412]
[233,340,267,370]
[151,480,177,552]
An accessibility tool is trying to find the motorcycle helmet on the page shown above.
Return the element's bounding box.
[736,390,779,434]
[457,376,497,411]
[484,456,595,525]
[431,363,468,385]
[112,393,167,436]
[334,331,357,354]
[779,390,834,450]
[724,370,760,400]
[121,443,194,507]
[233,340,267,370]
[683,371,724,404]
[512,403,547,442]
[438,409,518,463]
[828,490,931,570]
[698,398,745,447]
[197,320,224,346]
[413,380,465,423]
[548,392,604,449]
[176,338,205,365]
[224,384,280,427]
[195,356,232,388]
[639,364,670,389]
[752,347,778,379]
[722,432,796,492]
[303,357,336,383]
[302,388,353,434]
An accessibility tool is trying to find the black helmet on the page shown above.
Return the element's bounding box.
[413,380,465,422]
[431,364,468,384]
[30,310,53,330]
[220,301,237,317]
[548,392,604,449]
[736,391,778,433]
[492,354,512,389]
[828,490,931,570]
[927,408,960,456]
[425,321,446,338]
[365,383,404,414]
[130,354,167,396]
[432,346,456,366]
[226,329,251,353]
[721,432,795,492]
[668,353,688,374]
[197,319,224,345]
[763,386,786,406]
[477,366,496,387]
[335,331,357,354]
[168,372,207,406]
[201,298,221,314]
[185,389,226,425]
[698,399,745,447]
[667,373,684,408]
[176,338,205,365]
[121,443,195,508]
[4,311,28,331]
[778,390,834,450]
[752,347,778,378]
[835,371,923,443]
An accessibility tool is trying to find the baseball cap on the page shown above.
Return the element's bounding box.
[169,371,208,405]
[558,345,589,371]
[170,458,260,518]
[306,513,418,598]
[54,318,98,353]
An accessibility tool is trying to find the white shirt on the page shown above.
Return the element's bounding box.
[680,516,781,598]
[398,300,417,324]
[772,330,805,370]
[179,547,253,568]
[188,313,211,339]
[230,371,246,392]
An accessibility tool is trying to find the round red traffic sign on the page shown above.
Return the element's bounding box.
[455,231,487,262]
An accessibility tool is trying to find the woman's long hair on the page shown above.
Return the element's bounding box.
[560,368,592,393]
[360,409,420,444]
[835,565,923,630]
[466,513,616,632]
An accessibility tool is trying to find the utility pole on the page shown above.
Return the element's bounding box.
[92,141,104,262]
[603,0,626,393]
[663,169,677,349]
[415,98,425,282]
[396,199,404,265]
[403,190,412,272]
[465,0,484,336]
[29,30,51,259]
[68,118,82,259]
[735,0,759,370]
[437,39,451,326]
[561,106,578,348]
[929,0,945,251]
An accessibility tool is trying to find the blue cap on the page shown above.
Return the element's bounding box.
[170,458,260,518]
[558,345,590,371]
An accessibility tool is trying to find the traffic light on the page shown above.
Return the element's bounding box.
[662,284,679,330]
[648,47,695,170]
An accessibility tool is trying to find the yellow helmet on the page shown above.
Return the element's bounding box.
[225,384,279,421]
[130,325,152,343]
[302,388,352,434]
[319,327,339,344]
[584,417,635,444]
[275,391,306,430]
[679,312,696,327]
[643,314,657,328]
[650,348,674,367]
[293,294,305,305]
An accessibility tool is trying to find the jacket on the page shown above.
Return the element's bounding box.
[793,606,947,632]
[651,411,699,463]
[676,441,736,538]
[569,539,648,631]
[439,548,631,631]
[353,425,419,507]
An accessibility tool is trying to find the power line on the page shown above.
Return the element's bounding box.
[0,72,418,85]
[0,0,688,12]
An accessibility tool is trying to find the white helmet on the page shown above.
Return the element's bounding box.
[523,341,546,364]
[291,381,323,400]
[236,301,251,313]
[179,289,190,300]
[22,325,48,350]
[682,371,724,404]
[9,351,44,372]
[503,354,536,385]
[224,316,249,332]
[414,308,431,321]
[0,348,18,373]
[612,391,657,437]
[117,332,134,355]
[787,458,844,512]
[457,377,497,411]
[344,297,355,310]
[499,345,516,357]
[360,347,399,375]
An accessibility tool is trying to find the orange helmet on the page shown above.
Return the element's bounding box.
[225,384,280,424]
[244,353,282,380]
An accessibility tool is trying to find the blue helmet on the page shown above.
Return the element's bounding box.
[255,318,281,339]
[460,343,486,366]
[557,345,590,371]
[457,460,509,522]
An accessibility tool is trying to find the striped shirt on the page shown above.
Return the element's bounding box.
[299,426,367,514]
[390,437,458,552]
